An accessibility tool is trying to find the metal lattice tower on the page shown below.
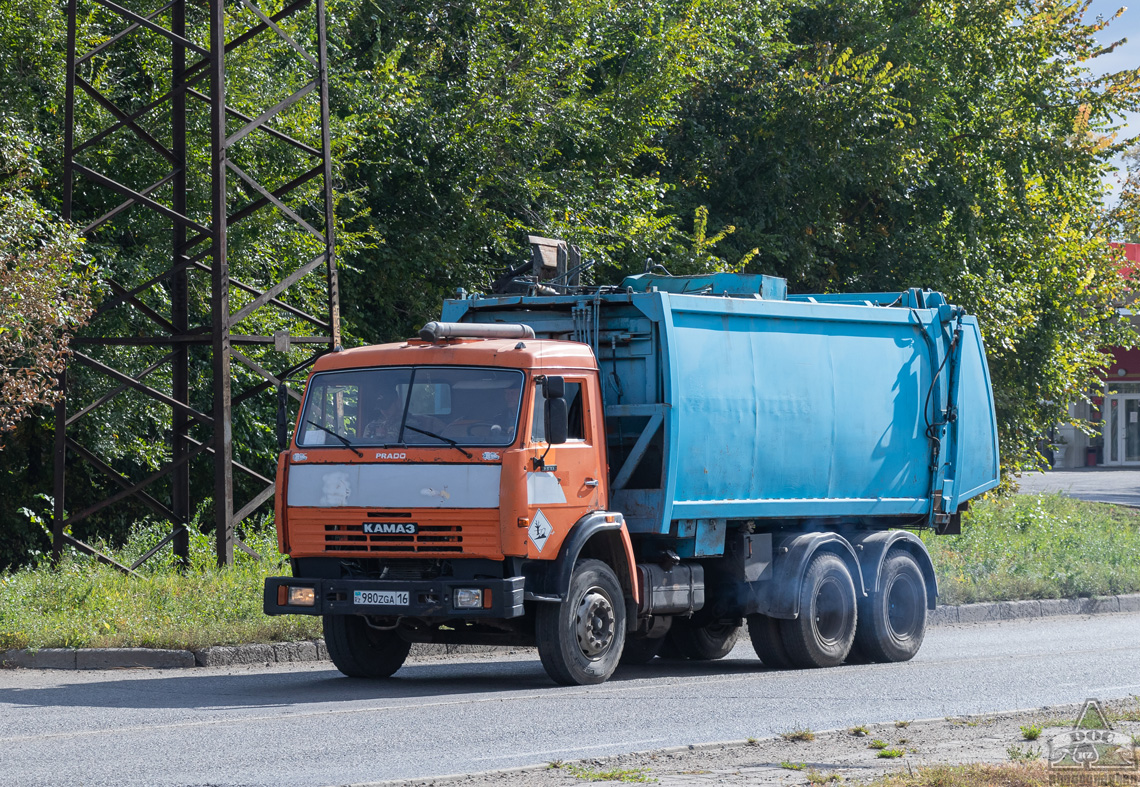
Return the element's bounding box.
[56,0,340,568]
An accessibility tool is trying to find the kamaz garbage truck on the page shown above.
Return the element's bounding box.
[264,251,999,686]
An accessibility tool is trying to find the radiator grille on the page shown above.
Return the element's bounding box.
[323,522,464,553]
[287,507,501,559]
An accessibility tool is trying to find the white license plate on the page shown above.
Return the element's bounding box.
[353,589,409,606]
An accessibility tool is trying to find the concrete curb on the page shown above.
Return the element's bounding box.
[927,592,1140,626]
[4,593,1139,671]
[0,640,510,671]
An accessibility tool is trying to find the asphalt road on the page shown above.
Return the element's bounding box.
[1016,467,1140,506]
[2,613,1140,787]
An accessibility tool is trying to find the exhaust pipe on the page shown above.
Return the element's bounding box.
[419,321,536,342]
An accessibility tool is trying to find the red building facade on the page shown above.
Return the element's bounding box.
[1054,242,1140,467]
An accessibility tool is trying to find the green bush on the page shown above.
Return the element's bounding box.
[925,493,1140,605]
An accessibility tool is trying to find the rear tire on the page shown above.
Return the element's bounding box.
[779,552,857,668]
[853,551,927,663]
[667,618,741,660]
[323,615,411,678]
[620,635,665,665]
[536,559,626,685]
[747,613,792,668]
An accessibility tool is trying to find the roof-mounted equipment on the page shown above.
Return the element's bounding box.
[418,321,536,342]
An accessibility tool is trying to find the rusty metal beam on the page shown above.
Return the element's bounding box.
[57,0,339,571]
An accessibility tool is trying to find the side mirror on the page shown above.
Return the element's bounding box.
[545,397,568,445]
[542,376,567,445]
[544,375,565,399]
[276,383,289,451]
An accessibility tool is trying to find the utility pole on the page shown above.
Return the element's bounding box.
[56,0,340,569]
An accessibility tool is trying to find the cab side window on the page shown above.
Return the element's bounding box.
[531,381,585,442]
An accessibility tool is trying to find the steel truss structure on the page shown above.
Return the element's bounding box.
[56,0,340,568]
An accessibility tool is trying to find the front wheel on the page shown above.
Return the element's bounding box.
[668,618,741,660]
[536,559,626,685]
[323,615,411,678]
[779,552,857,669]
[852,551,927,663]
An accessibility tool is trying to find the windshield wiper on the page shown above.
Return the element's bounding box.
[402,425,473,459]
[305,419,363,458]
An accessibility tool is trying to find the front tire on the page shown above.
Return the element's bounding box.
[779,552,857,668]
[536,559,626,685]
[323,615,411,678]
[668,618,741,660]
[852,551,927,662]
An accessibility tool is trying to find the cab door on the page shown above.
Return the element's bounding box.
[523,374,606,559]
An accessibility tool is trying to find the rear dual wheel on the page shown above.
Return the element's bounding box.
[620,634,666,665]
[852,551,927,663]
[667,617,741,660]
[748,612,791,668]
[750,552,858,669]
[780,552,858,668]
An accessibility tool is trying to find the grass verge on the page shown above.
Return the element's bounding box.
[2,493,1139,650]
[547,762,657,782]
[0,521,320,650]
[924,492,1140,604]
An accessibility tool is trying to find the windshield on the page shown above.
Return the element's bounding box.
[297,366,525,449]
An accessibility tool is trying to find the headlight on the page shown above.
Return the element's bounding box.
[287,586,316,607]
[453,588,483,609]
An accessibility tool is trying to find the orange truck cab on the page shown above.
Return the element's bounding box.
[265,326,638,685]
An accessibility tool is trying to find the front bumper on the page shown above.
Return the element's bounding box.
[264,575,526,619]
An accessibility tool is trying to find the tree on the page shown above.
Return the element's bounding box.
[1110,144,1140,242]
[660,0,1140,469]
[332,0,751,343]
[0,123,97,445]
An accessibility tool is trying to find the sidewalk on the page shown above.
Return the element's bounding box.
[1015,467,1140,506]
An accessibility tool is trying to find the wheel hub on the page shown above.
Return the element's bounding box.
[887,575,920,638]
[814,577,847,645]
[576,588,616,658]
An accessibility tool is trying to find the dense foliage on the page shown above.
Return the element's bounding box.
[1112,144,1140,242]
[0,124,97,441]
[0,0,1138,567]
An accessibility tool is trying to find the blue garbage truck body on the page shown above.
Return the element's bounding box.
[440,273,999,539]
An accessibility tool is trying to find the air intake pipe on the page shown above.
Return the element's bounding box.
[418,321,536,342]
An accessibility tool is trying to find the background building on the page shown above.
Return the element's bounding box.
[1053,243,1140,467]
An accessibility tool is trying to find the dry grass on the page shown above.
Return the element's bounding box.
[548,763,657,783]
[781,728,816,742]
[869,762,1049,786]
